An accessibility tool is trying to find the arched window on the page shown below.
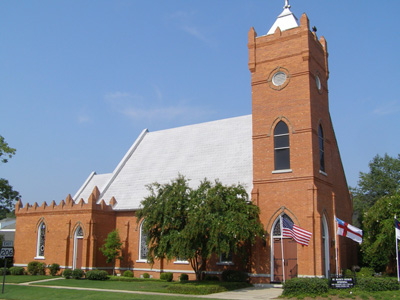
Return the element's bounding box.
[274,121,290,170]
[321,215,330,278]
[36,221,46,258]
[139,221,149,261]
[73,225,84,270]
[272,214,294,237]
[318,125,325,172]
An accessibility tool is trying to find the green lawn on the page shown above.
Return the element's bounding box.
[4,275,53,283]
[0,285,221,300]
[32,277,251,295]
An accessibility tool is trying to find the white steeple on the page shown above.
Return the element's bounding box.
[267,0,299,35]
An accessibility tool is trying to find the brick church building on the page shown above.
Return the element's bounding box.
[14,2,355,283]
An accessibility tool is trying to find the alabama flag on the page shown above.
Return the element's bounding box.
[336,217,363,244]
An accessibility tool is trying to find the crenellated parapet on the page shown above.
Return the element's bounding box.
[15,186,117,215]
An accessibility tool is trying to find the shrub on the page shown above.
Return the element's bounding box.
[221,270,248,282]
[9,266,24,275]
[27,261,46,275]
[160,272,173,282]
[204,274,219,281]
[85,270,109,280]
[357,267,375,278]
[179,273,189,281]
[282,278,329,297]
[123,270,133,277]
[142,273,150,278]
[48,263,60,276]
[0,268,9,275]
[71,268,84,279]
[62,269,73,279]
[343,269,354,278]
[357,277,399,292]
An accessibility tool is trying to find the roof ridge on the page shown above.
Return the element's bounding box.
[98,128,149,202]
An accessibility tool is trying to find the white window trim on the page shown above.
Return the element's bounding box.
[73,226,84,270]
[36,222,45,259]
[138,221,149,262]
[174,258,189,265]
[319,170,328,176]
[272,169,292,174]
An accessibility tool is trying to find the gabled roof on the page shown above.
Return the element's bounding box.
[74,115,253,210]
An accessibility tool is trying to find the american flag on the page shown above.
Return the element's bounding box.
[282,217,312,246]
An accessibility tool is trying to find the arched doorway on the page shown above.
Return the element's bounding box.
[73,226,84,270]
[271,214,297,282]
[321,215,330,278]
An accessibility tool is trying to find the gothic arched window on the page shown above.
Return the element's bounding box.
[272,214,294,237]
[139,221,149,261]
[36,221,46,257]
[318,125,325,172]
[274,121,290,170]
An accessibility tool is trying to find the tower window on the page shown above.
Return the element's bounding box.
[274,121,290,170]
[318,125,325,172]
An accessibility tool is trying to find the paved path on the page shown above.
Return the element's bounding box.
[11,278,283,300]
[199,286,283,299]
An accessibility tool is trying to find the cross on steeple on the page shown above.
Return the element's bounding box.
[284,0,291,9]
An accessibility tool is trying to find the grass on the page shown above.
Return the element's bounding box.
[4,275,53,283]
[0,285,222,300]
[32,276,251,295]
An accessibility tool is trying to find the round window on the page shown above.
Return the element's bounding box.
[272,71,287,86]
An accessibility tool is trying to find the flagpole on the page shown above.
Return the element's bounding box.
[334,216,339,276]
[280,214,285,283]
[396,215,399,283]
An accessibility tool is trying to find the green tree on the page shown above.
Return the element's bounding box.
[137,175,265,281]
[352,153,400,226]
[0,135,20,218]
[99,230,123,275]
[361,193,400,273]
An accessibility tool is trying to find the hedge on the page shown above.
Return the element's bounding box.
[357,277,399,292]
[282,278,329,297]
[85,270,109,280]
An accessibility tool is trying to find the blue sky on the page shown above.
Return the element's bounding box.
[1,0,399,205]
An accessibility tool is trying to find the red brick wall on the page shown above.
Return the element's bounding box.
[249,13,355,282]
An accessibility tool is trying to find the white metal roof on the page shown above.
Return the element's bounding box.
[267,3,299,35]
[74,115,253,210]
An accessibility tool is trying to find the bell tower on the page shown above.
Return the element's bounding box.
[248,1,353,282]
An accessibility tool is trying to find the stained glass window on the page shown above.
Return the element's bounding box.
[274,121,290,170]
[272,214,293,237]
[139,222,149,260]
[220,251,233,263]
[76,226,83,237]
[37,222,46,257]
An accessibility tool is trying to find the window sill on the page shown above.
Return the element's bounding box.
[174,261,189,265]
[34,256,45,260]
[319,170,328,176]
[136,259,149,263]
[272,169,292,174]
[217,262,234,266]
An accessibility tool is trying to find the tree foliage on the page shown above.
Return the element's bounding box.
[136,175,264,281]
[100,230,123,275]
[351,153,400,272]
[0,135,20,218]
[361,193,400,273]
[353,154,400,212]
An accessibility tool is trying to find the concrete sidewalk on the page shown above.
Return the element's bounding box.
[199,286,283,299]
